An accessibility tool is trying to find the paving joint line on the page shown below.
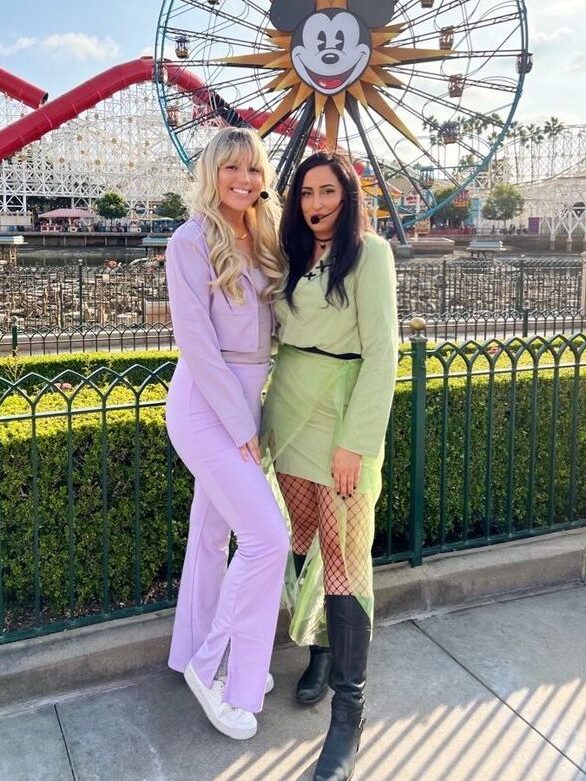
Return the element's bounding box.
[53,703,77,781]
[410,620,586,776]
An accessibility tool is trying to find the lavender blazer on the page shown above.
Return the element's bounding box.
[165,216,265,447]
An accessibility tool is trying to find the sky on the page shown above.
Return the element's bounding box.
[0,0,585,127]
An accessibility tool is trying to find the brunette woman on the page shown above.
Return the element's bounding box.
[262,152,398,780]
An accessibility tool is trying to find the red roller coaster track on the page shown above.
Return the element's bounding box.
[0,57,325,162]
[0,67,48,109]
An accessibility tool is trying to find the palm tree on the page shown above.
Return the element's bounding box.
[526,123,544,181]
[422,115,440,134]
[543,116,564,177]
[506,121,527,182]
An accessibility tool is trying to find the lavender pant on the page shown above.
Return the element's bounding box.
[166,359,289,713]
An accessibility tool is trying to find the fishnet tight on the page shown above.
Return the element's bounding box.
[277,473,372,596]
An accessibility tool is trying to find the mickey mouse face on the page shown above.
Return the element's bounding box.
[291,10,372,95]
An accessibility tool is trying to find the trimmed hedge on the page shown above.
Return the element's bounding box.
[0,350,178,393]
[0,379,193,630]
[378,365,586,555]
[1,349,586,633]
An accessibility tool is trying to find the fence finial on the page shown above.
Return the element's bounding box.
[409,316,427,334]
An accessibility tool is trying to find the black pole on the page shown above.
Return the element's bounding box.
[275,96,316,195]
[345,96,409,246]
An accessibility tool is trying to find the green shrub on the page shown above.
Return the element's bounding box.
[378,367,586,555]
[0,365,191,633]
[0,350,178,394]
[1,349,585,635]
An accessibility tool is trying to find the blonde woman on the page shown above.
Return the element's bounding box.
[165,127,288,740]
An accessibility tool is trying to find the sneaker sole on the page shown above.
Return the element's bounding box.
[184,664,257,740]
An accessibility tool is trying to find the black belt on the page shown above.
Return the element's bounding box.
[296,345,361,360]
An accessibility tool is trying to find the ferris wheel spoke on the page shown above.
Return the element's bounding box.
[394,67,518,94]
[392,12,522,49]
[384,81,505,127]
[165,69,276,100]
[164,27,276,53]
[171,0,266,37]
[435,48,524,61]
[394,0,480,33]
[360,107,426,184]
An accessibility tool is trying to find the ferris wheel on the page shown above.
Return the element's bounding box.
[154,0,531,242]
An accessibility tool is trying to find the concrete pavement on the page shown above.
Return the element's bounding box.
[1,585,585,781]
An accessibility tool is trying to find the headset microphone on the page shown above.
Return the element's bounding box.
[260,191,269,200]
[310,202,342,225]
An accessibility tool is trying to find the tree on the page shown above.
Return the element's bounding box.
[526,123,544,180]
[432,186,470,228]
[27,196,70,222]
[95,191,128,222]
[156,192,188,221]
[543,116,564,177]
[482,184,524,227]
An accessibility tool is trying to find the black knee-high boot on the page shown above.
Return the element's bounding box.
[293,553,332,705]
[313,595,370,781]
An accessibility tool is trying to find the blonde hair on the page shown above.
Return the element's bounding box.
[190,127,283,303]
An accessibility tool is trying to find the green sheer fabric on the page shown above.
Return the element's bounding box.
[261,345,384,646]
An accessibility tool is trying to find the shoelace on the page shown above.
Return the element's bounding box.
[214,677,248,716]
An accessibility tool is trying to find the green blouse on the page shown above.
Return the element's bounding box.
[274,232,399,457]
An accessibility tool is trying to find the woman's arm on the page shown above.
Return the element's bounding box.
[336,237,399,457]
[166,229,257,448]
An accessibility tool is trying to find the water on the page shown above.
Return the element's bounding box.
[15,246,581,268]
[17,246,149,268]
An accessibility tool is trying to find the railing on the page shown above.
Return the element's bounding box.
[1,329,585,644]
[1,322,175,357]
[2,254,585,331]
[0,260,168,331]
[400,308,586,342]
[373,325,586,566]
[3,309,586,357]
[0,363,179,644]
[396,255,586,314]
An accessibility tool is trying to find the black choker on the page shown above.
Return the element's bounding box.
[315,237,333,251]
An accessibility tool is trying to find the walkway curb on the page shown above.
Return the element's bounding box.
[2,528,585,711]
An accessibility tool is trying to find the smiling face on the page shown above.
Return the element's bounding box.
[300,164,344,236]
[291,10,372,95]
[217,151,263,216]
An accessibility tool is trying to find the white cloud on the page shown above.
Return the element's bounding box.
[565,54,586,73]
[0,37,37,56]
[40,33,121,62]
[532,0,583,17]
[138,46,154,57]
[531,26,573,45]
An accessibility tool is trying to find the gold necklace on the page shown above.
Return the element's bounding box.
[233,227,248,240]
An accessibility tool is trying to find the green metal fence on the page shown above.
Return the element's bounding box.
[3,309,586,357]
[373,324,586,567]
[1,328,585,644]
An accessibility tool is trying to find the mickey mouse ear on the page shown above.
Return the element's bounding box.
[269,0,316,32]
[347,0,396,27]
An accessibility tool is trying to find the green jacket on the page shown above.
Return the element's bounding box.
[274,232,399,457]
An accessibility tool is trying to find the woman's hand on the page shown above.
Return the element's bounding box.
[331,447,362,498]
[240,434,261,466]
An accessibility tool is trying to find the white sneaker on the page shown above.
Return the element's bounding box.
[216,671,274,695]
[184,662,257,740]
[265,672,275,694]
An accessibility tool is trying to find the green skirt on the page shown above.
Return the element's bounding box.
[261,345,383,645]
